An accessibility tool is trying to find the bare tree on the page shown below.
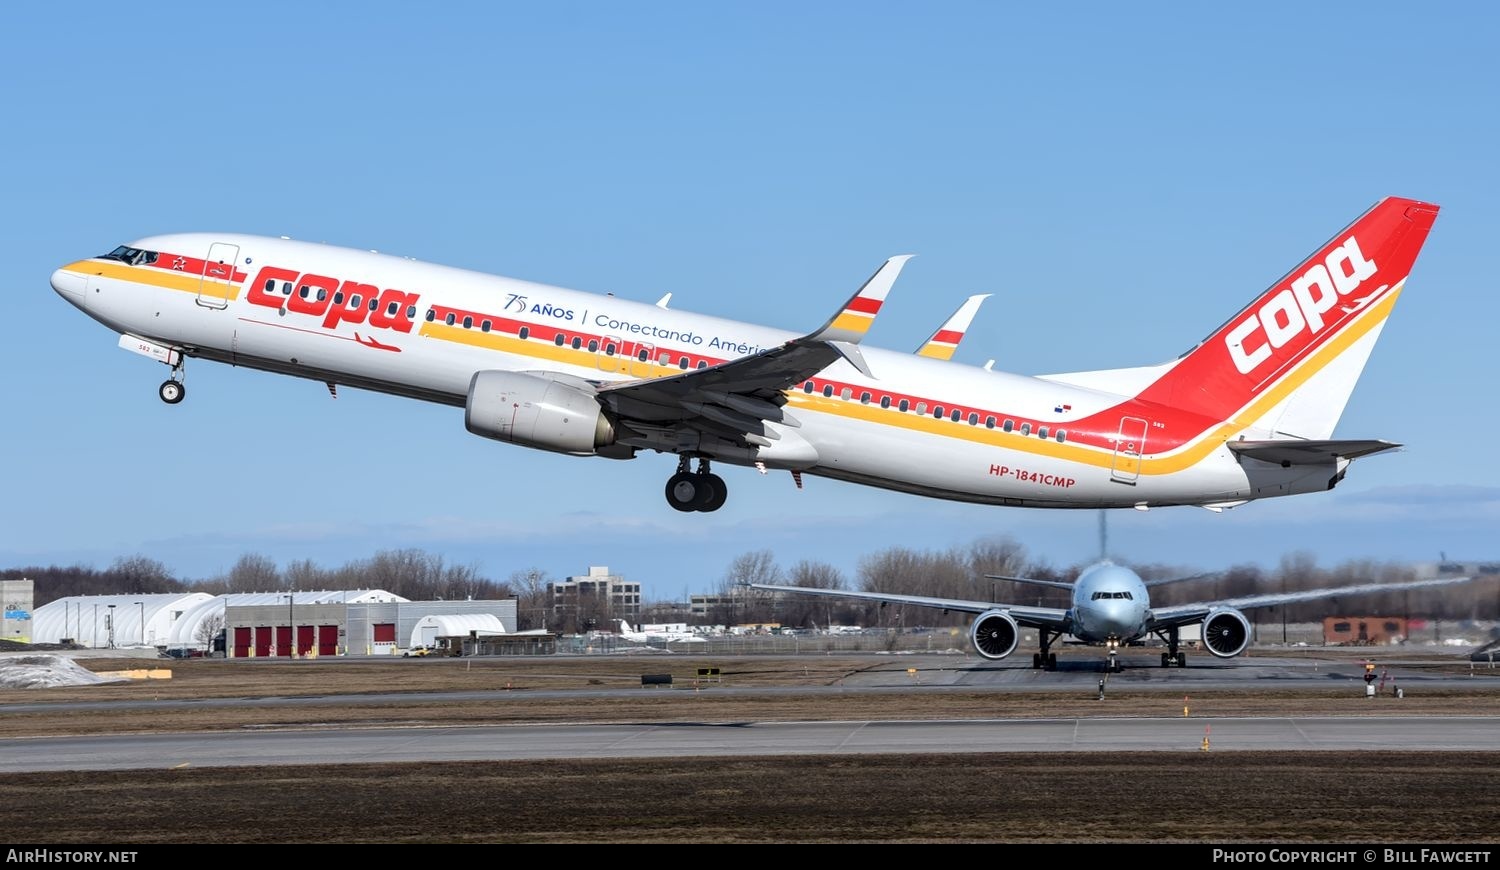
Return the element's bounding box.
[776,560,847,629]
[195,613,225,653]
[720,551,781,626]
[509,568,552,631]
[107,556,179,594]
[226,554,280,592]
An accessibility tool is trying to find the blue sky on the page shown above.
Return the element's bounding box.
[4,3,1498,597]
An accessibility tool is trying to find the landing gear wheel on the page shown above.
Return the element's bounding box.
[1176,652,1187,668]
[1161,652,1171,668]
[1045,652,1057,671]
[158,380,185,404]
[1032,653,1043,669]
[665,472,700,512]
[696,473,727,512]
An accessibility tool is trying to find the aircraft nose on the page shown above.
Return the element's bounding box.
[51,266,86,299]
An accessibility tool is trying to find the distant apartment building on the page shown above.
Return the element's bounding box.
[547,566,641,629]
[690,587,753,618]
[1418,560,1500,578]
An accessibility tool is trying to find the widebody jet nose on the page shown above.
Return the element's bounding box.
[51,266,86,300]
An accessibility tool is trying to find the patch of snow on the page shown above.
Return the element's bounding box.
[0,655,128,689]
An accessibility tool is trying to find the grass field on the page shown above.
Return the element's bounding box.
[3,651,1498,844]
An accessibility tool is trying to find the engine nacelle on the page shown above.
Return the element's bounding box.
[1201,608,1252,658]
[969,609,1020,660]
[465,370,616,456]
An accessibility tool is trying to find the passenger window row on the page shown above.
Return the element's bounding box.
[424,313,712,369]
[798,380,1067,442]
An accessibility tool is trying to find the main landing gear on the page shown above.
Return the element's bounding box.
[1031,629,1060,671]
[1155,626,1188,668]
[664,456,727,513]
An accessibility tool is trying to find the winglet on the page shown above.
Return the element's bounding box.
[916,293,991,359]
[808,254,913,344]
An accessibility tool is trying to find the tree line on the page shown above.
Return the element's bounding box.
[5,538,1497,636]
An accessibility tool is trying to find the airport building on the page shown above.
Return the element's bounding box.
[30,591,519,657]
[2,578,35,644]
[223,596,517,657]
[32,592,216,650]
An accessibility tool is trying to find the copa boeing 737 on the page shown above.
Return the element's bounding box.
[50,197,1437,514]
[748,563,1483,670]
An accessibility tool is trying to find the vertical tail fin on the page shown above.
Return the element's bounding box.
[1139,197,1439,438]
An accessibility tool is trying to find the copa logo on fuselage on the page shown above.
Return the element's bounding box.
[1224,236,1378,375]
[246,265,420,333]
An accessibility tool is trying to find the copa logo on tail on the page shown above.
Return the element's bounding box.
[1225,236,1378,375]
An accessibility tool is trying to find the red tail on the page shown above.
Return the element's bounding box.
[1139,197,1439,426]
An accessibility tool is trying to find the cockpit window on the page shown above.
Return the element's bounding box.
[101,245,158,267]
[1090,591,1134,601]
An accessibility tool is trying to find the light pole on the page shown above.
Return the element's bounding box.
[107,604,116,649]
[1281,574,1287,645]
[92,604,98,649]
[136,601,145,646]
[286,594,294,658]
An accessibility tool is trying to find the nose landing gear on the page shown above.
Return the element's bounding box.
[664,456,727,512]
[158,361,186,405]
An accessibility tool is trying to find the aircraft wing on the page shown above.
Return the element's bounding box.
[1227,439,1401,466]
[1142,570,1221,589]
[595,256,912,457]
[984,573,1075,590]
[1148,573,1482,631]
[745,582,1073,633]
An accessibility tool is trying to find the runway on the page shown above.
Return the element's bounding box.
[5,650,1499,774]
[5,714,1500,773]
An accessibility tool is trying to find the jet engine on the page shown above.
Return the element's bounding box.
[968,609,1020,660]
[1201,607,1252,658]
[465,370,617,455]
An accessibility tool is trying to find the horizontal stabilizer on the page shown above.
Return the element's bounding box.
[1227,438,1401,466]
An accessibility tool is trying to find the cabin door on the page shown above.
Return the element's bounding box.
[1110,416,1149,484]
[195,242,240,309]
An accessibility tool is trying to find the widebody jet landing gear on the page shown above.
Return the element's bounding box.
[1031,630,1060,670]
[1156,627,1188,668]
[664,456,727,513]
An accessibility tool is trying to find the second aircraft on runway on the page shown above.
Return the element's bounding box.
[747,561,1484,671]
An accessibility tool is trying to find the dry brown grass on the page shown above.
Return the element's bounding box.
[4,653,1498,843]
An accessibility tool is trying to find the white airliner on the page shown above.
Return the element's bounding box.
[748,563,1483,670]
[50,196,1437,514]
[615,619,705,644]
